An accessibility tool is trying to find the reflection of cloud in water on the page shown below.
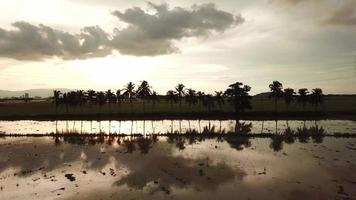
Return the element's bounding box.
[114,149,245,193]
[0,136,246,194]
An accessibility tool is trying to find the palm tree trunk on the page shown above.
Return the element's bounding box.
[55,120,58,134]
[188,120,191,132]
[199,120,201,134]
[171,120,173,133]
[219,120,222,133]
[131,120,133,135]
[179,120,182,134]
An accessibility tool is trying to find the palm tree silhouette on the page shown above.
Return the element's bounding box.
[224,82,252,114]
[136,80,152,112]
[116,89,122,111]
[175,83,186,109]
[298,88,309,111]
[185,88,197,109]
[53,90,61,114]
[283,88,295,111]
[214,91,225,111]
[150,91,159,111]
[105,89,115,113]
[87,90,96,104]
[197,91,205,112]
[166,90,177,108]
[283,88,295,127]
[310,88,323,111]
[269,81,284,112]
[96,91,106,114]
[123,82,136,113]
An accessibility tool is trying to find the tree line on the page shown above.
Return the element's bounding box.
[53,80,323,113]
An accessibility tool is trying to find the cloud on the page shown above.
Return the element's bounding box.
[322,2,356,26]
[110,2,244,56]
[0,2,243,60]
[0,22,111,60]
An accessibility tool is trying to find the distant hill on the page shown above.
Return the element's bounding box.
[0,89,74,98]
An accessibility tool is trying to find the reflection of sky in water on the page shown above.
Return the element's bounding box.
[0,120,356,135]
[0,136,355,199]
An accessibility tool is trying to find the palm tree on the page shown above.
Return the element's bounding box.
[123,82,136,113]
[96,91,106,114]
[116,89,122,112]
[224,82,252,114]
[185,88,197,109]
[87,90,97,104]
[202,94,215,112]
[298,88,309,110]
[175,83,186,109]
[269,81,284,112]
[136,80,152,112]
[53,90,61,114]
[283,88,295,111]
[197,91,205,112]
[310,88,323,111]
[150,91,159,111]
[166,90,177,108]
[214,91,225,110]
[283,88,295,127]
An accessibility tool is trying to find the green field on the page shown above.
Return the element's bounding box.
[0,95,355,120]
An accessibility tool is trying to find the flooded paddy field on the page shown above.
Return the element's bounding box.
[1,119,356,135]
[0,120,356,199]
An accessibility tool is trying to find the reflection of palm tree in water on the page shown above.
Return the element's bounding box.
[234,120,252,134]
[270,135,284,152]
[171,120,174,133]
[225,136,251,151]
[179,120,182,133]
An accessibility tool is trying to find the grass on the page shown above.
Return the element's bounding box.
[0,95,355,120]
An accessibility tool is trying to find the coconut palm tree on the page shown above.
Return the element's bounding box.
[123,82,136,113]
[283,88,295,111]
[175,83,186,109]
[298,88,309,110]
[185,88,197,109]
[87,90,97,104]
[136,80,152,112]
[106,89,115,113]
[166,90,177,108]
[269,81,284,112]
[53,90,61,114]
[310,88,323,111]
[96,91,106,114]
[202,94,215,112]
[116,89,122,112]
[197,91,205,112]
[224,82,252,114]
[283,88,295,127]
[150,91,159,111]
[214,91,225,110]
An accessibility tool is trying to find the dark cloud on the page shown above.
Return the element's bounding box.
[110,2,244,56]
[0,2,243,60]
[322,3,356,26]
[0,22,111,60]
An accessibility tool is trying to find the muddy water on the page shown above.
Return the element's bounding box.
[1,120,356,135]
[0,135,355,200]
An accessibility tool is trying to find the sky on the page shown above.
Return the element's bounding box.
[0,0,355,95]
